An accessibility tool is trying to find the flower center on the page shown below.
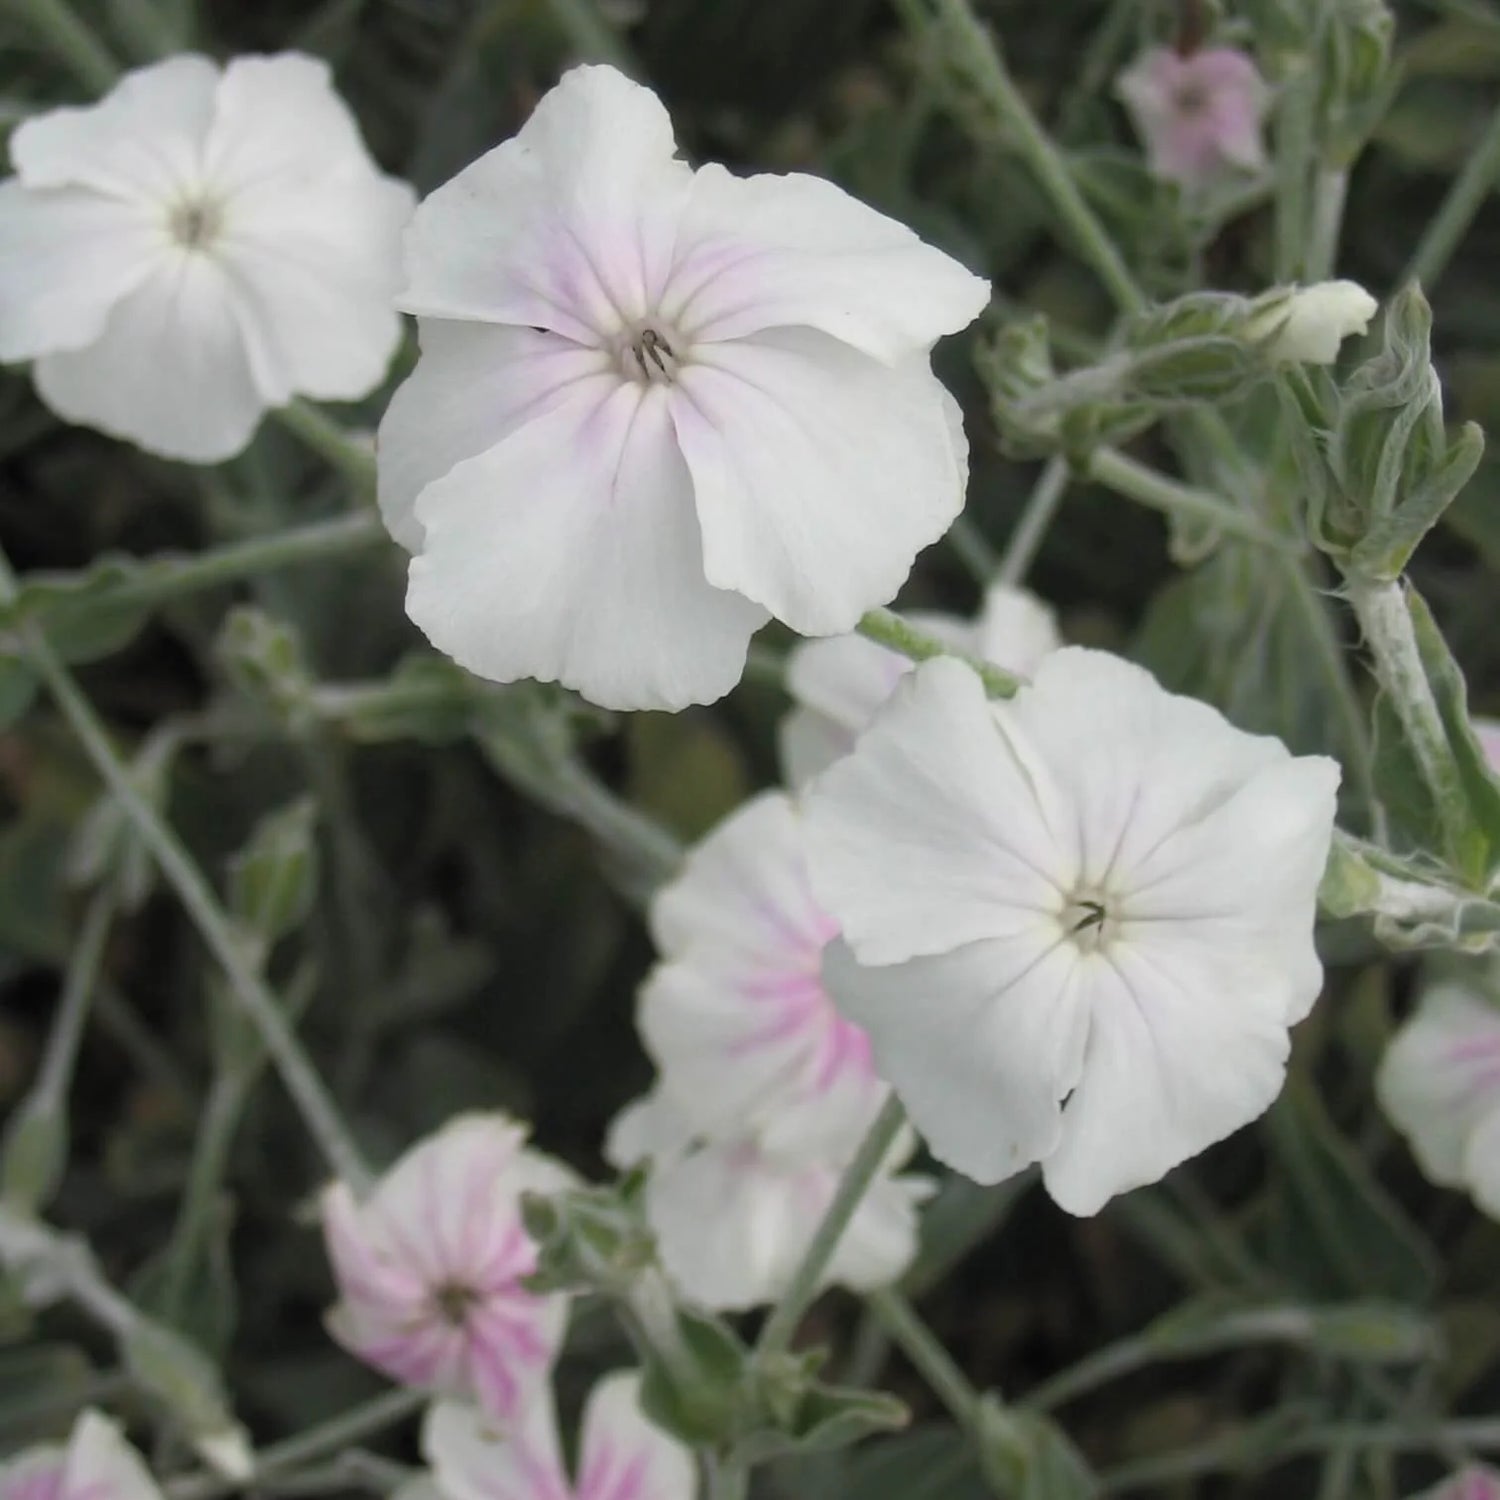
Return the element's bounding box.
[1173,81,1211,116]
[1061,893,1114,953]
[166,195,225,252]
[430,1279,482,1328]
[618,320,684,385]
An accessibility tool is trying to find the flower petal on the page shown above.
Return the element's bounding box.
[662,163,989,362]
[63,1412,162,1500]
[576,1372,695,1500]
[11,55,218,200]
[673,332,967,634]
[377,319,609,551]
[400,64,690,336]
[1042,936,1294,1215]
[824,935,1088,1184]
[34,252,263,461]
[424,1391,568,1500]
[805,657,1067,966]
[0,183,160,360]
[407,379,767,711]
[1462,1105,1500,1220]
[973,583,1061,675]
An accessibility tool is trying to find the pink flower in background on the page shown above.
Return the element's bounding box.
[1116,46,1270,189]
[1476,718,1500,774]
[781,582,1060,786]
[607,1091,929,1312]
[321,1114,574,1420]
[1410,1468,1500,1500]
[1378,980,1500,1219]
[638,790,887,1159]
[0,1413,162,1500]
[425,1370,694,1500]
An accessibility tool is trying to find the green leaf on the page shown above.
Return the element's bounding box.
[226,796,320,948]
[638,1307,747,1447]
[977,1402,1099,1499]
[838,1428,990,1500]
[0,657,37,731]
[735,1379,909,1465]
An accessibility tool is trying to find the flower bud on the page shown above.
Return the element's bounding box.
[1248,280,1378,365]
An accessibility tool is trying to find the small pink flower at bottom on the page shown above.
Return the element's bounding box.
[1410,1467,1500,1500]
[1377,980,1500,1219]
[321,1113,575,1420]
[0,1412,162,1500]
[1116,46,1270,189]
[424,1370,694,1500]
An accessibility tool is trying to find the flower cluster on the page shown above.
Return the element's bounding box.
[0,54,412,461]
[608,791,930,1309]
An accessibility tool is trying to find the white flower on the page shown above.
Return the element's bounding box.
[320,1114,574,1420]
[1377,977,1500,1219]
[0,1412,161,1500]
[0,54,413,462]
[781,582,1060,786]
[639,789,888,1158]
[1249,280,1377,366]
[377,63,991,712]
[607,1091,929,1312]
[805,649,1339,1216]
[425,1369,693,1500]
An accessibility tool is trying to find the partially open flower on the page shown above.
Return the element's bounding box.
[0,54,412,461]
[425,1370,693,1500]
[1249,281,1378,365]
[321,1114,574,1419]
[378,63,990,711]
[1377,978,1500,1219]
[781,582,1060,786]
[806,650,1339,1216]
[639,790,888,1159]
[607,1091,928,1312]
[1116,46,1271,189]
[0,1414,160,1500]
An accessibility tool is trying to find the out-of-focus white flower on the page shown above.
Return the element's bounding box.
[805,649,1339,1217]
[378,63,990,712]
[1377,979,1500,1219]
[0,1412,161,1500]
[1248,281,1377,366]
[1475,718,1500,774]
[1116,45,1271,189]
[1409,1469,1500,1500]
[320,1114,574,1420]
[781,582,1060,786]
[640,790,887,1158]
[426,1369,693,1500]
[0,54,412,462]
[607,1091,929,1312]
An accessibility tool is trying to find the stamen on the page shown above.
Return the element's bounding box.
[167,196,225,252]
[431,1280,481,1327]
[622,322,683,385]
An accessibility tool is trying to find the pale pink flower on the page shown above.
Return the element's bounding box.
[0,1413,161,1500]
[321,1114,574,1420]
[1116,46,1270,189]
[1378,979,1500,1219]
[781,582,1060,786]
[425,1370,693,1500]
[638,790,887,1159]
[1476,718,1500,774]
[1410,1468,1500,1500]
[607,1091,929,1312]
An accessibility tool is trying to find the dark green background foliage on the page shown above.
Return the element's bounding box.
[3,1,1500,1496]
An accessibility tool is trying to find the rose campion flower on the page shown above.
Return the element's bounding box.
[1249,281,1378,365]
[607,1091,929,1311]
[639,790,887,1158]
[0,54,413,462]
[1410,1469,1500,1500]
[321,1113,574,1419]
[805,649,1339,1216]
[781,582,1060,786]
[1116,46,1270,189]
[1377,979,1500,1219]
[425,1370,693,1500]
[0,1412,161,1500]
[378,63,991,712]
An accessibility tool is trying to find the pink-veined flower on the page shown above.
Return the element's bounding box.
[1378,977,1500,1219]
[0,1413,161,1500]
[805,649,1339,1216]
[0,54,412,461]
[321,1114,574,1419]
[1116,46,1270,190]
[781,581,1060,786]
[377,63,991,711]
[425,1369,693,1500]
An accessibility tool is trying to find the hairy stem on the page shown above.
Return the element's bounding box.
[997,457,1070,587]
[868,1287,986,1430]
[857,608,1021,697]
[1403,98,1500,292]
